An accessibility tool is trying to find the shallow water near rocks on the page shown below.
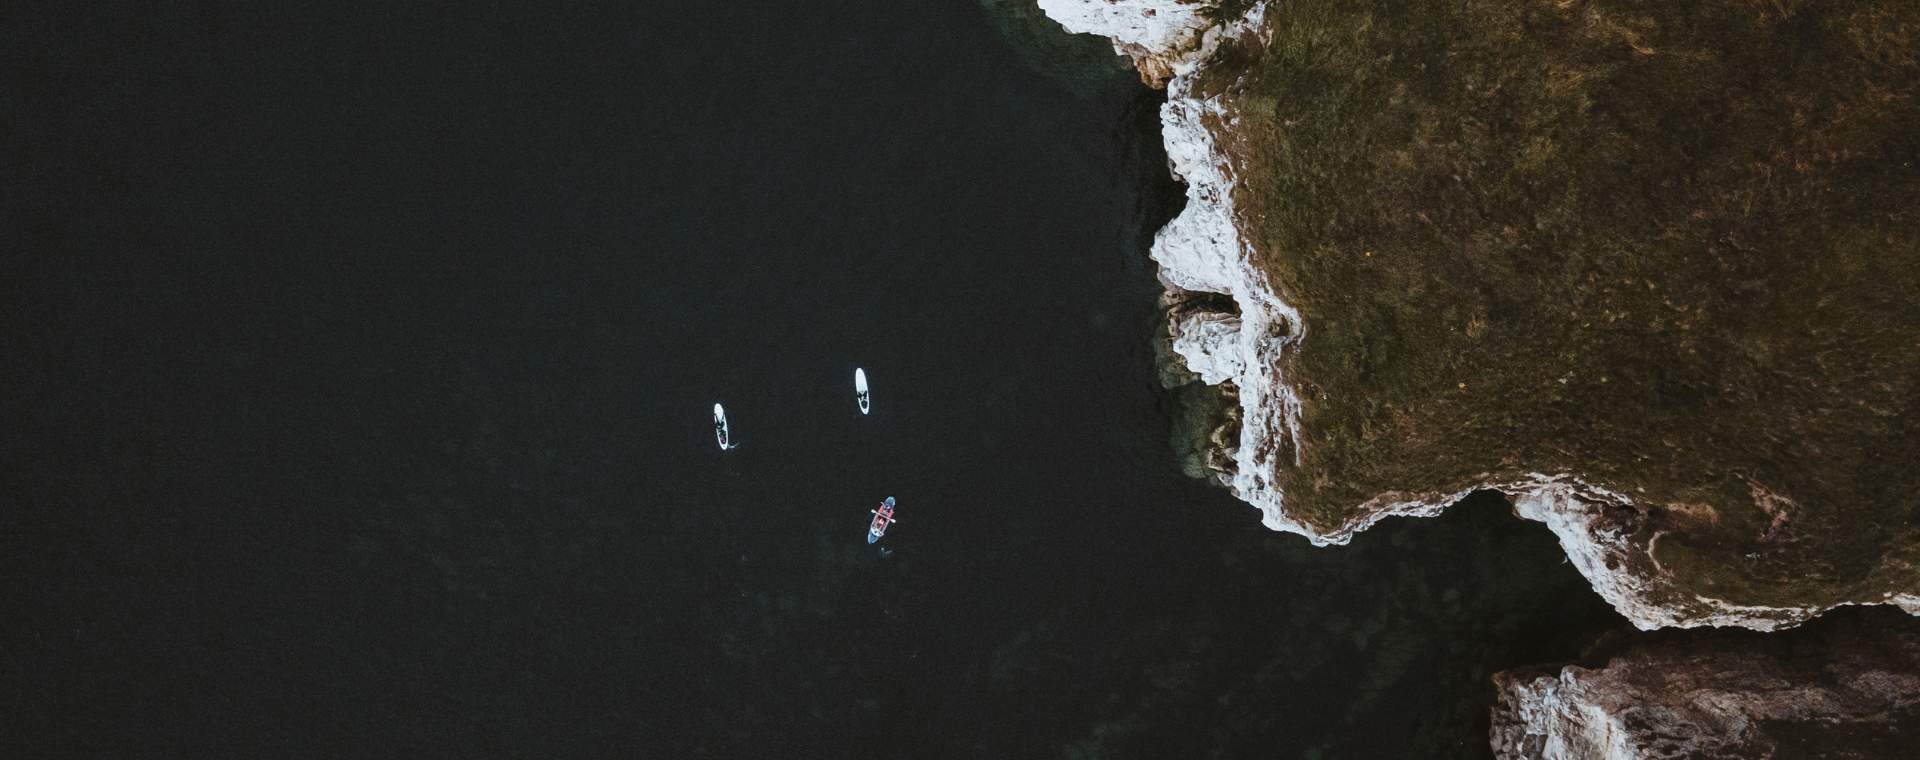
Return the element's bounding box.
[4,2,1621,757]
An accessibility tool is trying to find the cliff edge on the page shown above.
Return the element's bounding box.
[1044,0,1920,631]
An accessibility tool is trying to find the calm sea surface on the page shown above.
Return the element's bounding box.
[2,2,1621,757]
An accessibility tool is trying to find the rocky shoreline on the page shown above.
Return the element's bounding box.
[1039,0,1920,753]
[1039,0,1920,630]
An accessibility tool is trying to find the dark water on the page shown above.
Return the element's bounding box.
[2,2,1621,757]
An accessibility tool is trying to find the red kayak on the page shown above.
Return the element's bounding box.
[867,496,897,544]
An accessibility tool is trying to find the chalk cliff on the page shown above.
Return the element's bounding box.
[1042,0,1920,633]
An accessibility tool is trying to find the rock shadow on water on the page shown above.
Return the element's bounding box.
[981,491,1629,759]
[975,0,1135,99]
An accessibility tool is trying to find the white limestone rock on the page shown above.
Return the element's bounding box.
[1035,0,1221,84]
[1169,312,1243,385]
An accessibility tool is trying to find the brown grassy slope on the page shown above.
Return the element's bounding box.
[1202,0,1920,605]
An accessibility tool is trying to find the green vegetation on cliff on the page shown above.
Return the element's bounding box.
[1203,0,1920,606]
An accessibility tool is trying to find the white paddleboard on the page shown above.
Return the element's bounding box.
[854,368,870,415]
[713,403,734,450]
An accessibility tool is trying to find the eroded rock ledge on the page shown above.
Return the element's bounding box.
[1491,611,1920,758]
[1035,0,1223,85]
[1044,0,1920,631]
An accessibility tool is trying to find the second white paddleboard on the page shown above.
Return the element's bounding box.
[854,368,870,415]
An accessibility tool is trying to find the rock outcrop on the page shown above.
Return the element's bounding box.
[1043,0,1920,632]
[1034,0,1224,85]
[1491,611,1920,758]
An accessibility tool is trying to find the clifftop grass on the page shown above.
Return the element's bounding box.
[1200,0,1920,606]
